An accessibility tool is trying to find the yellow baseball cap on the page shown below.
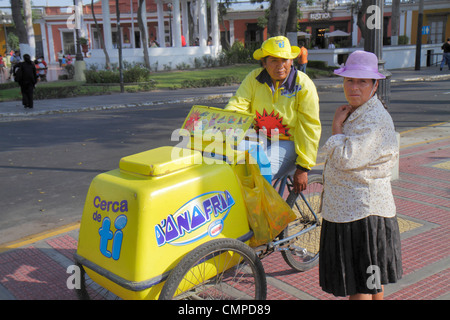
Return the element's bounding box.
[253,36,300,60]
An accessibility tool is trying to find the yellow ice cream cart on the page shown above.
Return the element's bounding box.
[74,105,323,300]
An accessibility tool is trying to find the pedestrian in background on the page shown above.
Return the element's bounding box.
[61,55,67,67]
[0,54,5,79]
[440,38,450,71]
[58,50,63,67]
[319,50,403,300]
[296,41,308,73]
[15,54,38,109]
[8,50,21,80]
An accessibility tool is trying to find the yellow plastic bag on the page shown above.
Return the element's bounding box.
[238,164,297,247]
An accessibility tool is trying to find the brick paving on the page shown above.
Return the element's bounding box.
[261,137,450,300]
[0,137,448,300]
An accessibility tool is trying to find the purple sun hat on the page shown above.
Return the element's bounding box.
[334,50,385,79]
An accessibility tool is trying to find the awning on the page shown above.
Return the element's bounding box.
[325,30,350,37]
[297,31,311,38]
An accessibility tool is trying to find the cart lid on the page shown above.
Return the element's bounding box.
[119,146,202,176]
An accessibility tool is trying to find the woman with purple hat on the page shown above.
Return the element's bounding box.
[319,50,402,300]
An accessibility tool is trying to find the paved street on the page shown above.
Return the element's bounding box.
[0,66,449,301]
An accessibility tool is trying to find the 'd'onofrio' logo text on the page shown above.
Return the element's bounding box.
[155,191,235,247]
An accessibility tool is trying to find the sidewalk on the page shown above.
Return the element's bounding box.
[0,122,448,300]
[0,67,449,300]
[1,65,450,120]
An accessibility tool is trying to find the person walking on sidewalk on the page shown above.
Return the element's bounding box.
[319,50,403,300]
[15,54,38,109]
[440,38,450,71]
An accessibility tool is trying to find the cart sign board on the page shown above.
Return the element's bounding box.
[154,190,235,247]
[182,105,254,146]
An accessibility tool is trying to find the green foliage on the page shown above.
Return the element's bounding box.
[123,65,152,83]
[84,70,120,83]
[219,41,256,65]
[34,86,80,100]
[7,33,19,51]
[0,82,19,90]
[84,64,152,84]
[180,75,240,89]
[307,60,329,69]
[398,35,409,45]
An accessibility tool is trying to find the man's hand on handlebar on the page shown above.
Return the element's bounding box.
[293,169,308,193]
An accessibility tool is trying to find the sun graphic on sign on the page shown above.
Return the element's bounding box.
[184,110,202,132]
[254,110,290,139]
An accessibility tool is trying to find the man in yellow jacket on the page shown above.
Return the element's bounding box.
[225,36,321,193]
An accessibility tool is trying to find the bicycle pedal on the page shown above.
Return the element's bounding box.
[290,246,307,257]
[275,242,291,252]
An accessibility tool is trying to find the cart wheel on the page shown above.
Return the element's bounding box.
[281,174,323,272]
[159,238,267,300]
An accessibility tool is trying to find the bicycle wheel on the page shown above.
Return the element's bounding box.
[159,238,267,300]
[280,174,323,272]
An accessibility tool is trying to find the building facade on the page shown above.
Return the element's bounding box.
[220,0,450,49]
[0,0,449,69]
[1,0,221,70]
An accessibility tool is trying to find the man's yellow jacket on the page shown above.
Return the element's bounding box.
[225,66,321,171]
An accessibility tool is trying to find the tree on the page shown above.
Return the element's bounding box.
[356,0,370,46]
[218,1,230,49]
[10,0,28,55]
[267,0,290,37]
[391,0,400,45]
[251,0,300,37]
[23,0,35,57]
[10,0,35,57]
[91,0,110,69]
[285,0,299,34]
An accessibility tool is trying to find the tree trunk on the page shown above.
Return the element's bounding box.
[391,0,400,45]
[91,0,111,69]
[285,0,298,33]
[138,0,150,70]
[357,0,370,46]
[10,0,28,53]
[267,0,290,37]
[23,0,35,58]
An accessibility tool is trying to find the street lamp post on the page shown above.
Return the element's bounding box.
[73,0,86,81]
[116,0,124,93]
[364,0,391,107]
[75,28,83,62]
[415,0,425,70]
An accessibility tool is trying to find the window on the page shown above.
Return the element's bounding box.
[62,31,75,55]
[429,16,446,44]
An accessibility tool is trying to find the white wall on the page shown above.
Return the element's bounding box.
[84,44,443,71]
[309,44,444,69]
[85,46,219,71]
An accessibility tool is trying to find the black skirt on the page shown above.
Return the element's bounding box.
[319,215,403,297]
